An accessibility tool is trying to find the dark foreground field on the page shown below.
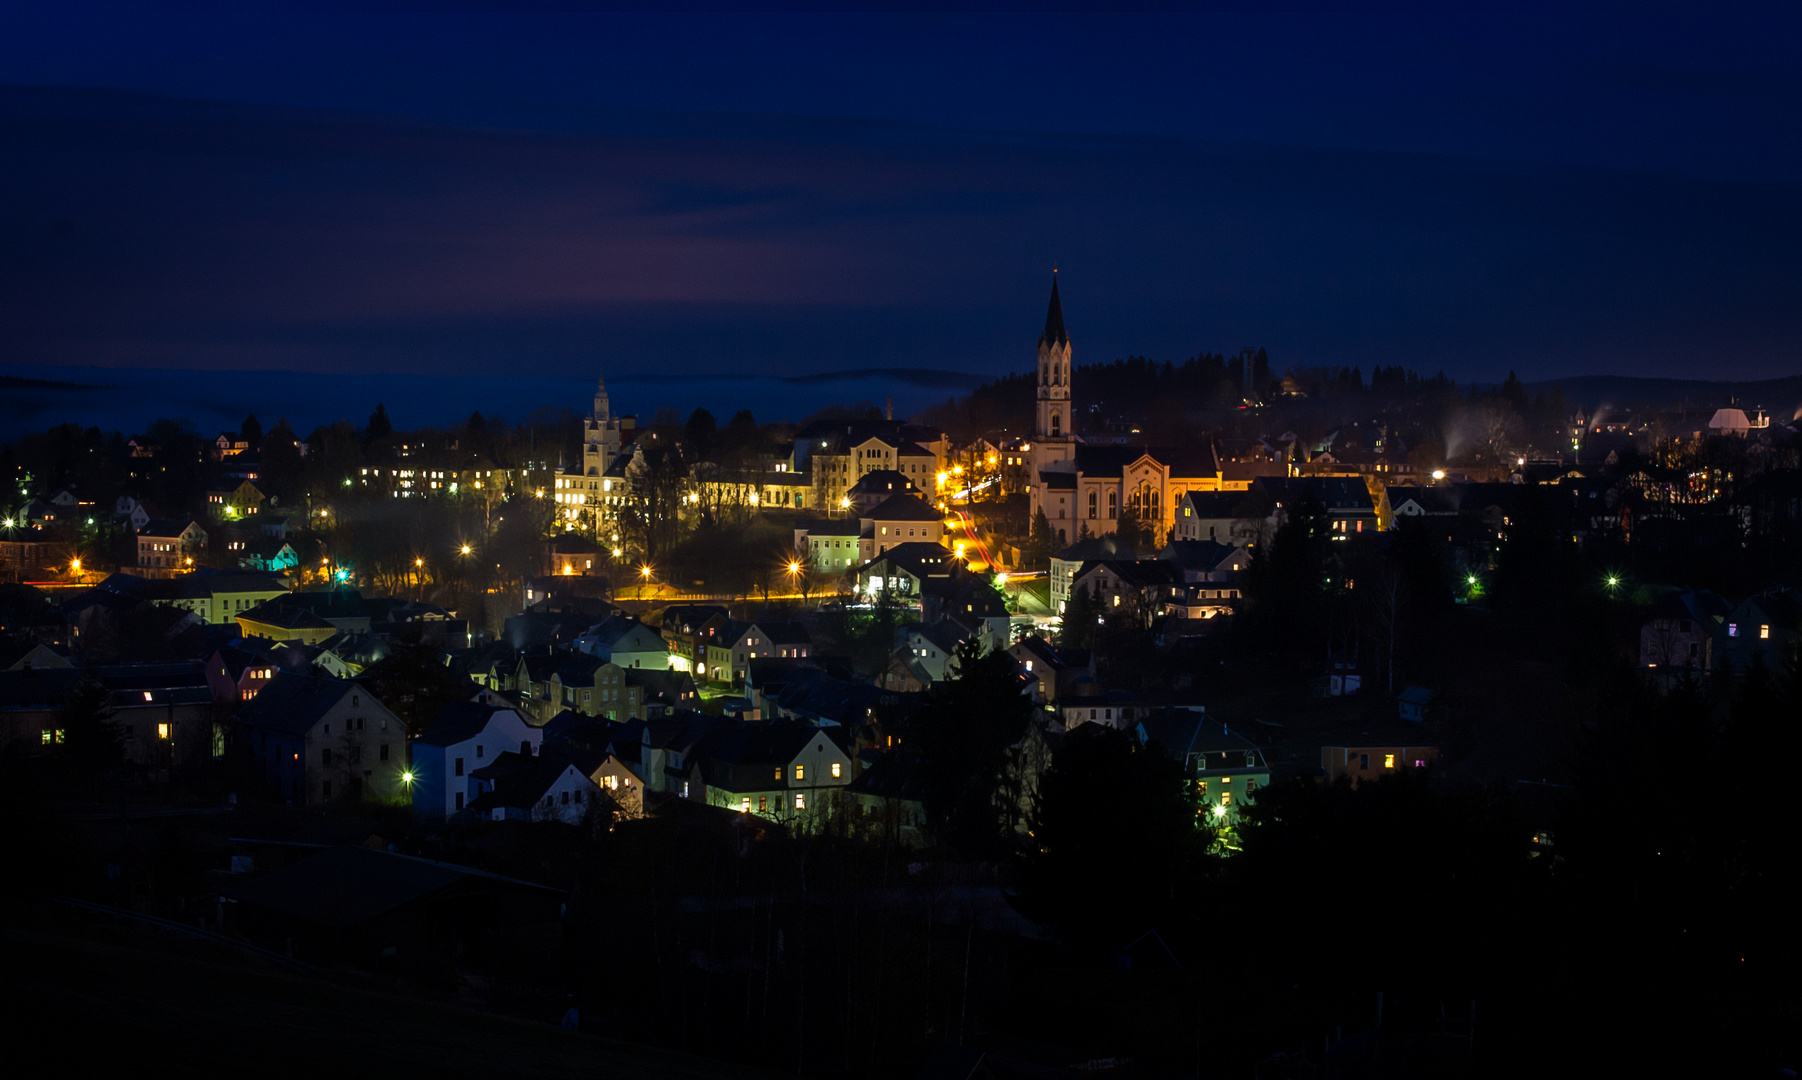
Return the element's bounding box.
[2,914,774,1079]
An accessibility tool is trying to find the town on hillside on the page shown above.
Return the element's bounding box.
[4,279,1799,1076]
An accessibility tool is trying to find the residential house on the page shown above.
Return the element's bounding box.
[844,746,929,846]
[464,749,604,823]
[659,604,729,675]
[572,614,668,670]
[1322,729,1438,787]
[237,601,340,646]
[852,542,956,600]
[1006,635,1091,706]
[858,492,948,562]
[1070,559,1183,618]
[1,662,214,768]
[1718,589,1802,677]
[137,519,207,569]
[696,719,855,825]
[411,701,542,818]
[1639,589,1732,679]
[793,518,863,573]
[234,672,408,805]
[1137,709,1269,825]
[1048,534,1136,615]
[205,479,265,521]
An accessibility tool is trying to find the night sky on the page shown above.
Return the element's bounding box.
[2,3,1798,385]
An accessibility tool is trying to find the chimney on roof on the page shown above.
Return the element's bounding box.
[886,396,892,421]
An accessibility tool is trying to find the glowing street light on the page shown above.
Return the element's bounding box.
[1211,804,1229,818]
[1431,469,1446,481]
[401,771,414,784]
[70,558,82,574]
[995,572,1009,586]
[787,561,801,575]
[460,544,472,555]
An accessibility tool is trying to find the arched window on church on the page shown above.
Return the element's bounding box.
[1151,490,1160,519]
[1051,413,1061,437]
[1107,490,1117,519]
[1087,491,1098,519]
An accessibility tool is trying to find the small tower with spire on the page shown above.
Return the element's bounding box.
[1029,274,1078,532]
[1035,274,1071,443]
[581,375,623,477]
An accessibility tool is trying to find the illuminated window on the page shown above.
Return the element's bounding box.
[831,762,842,779]
[741,798,751,812]
[1728,623,1739,637]
[157,723,171,740]
[1197,780,1208,794]
[1760,624,1770,640]
[773,766,783,781]
[1220,793,1232,807]
[794,765,805,781]
[1384,754,1396,768]
[794,792,806,810]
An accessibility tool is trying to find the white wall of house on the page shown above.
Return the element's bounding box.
[412,709,541,819]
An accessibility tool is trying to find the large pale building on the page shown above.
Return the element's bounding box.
[1026,277,1223,548]
[553,377,629,534]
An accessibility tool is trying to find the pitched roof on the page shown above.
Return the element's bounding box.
[139,517,201,538]
[748,620,811,647]
[1159,540,1243,572]
[863,492,942,523]
[848,470,919,497]
[1039,274,1068,348]
[416,701,519,747]
[238,601,336,632]
[236,671,356,735]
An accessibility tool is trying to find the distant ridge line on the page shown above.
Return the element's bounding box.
[0,374,113,392]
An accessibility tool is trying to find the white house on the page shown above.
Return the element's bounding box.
[409,700,542,818]
[574,614,669,670]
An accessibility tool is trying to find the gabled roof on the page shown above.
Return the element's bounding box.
[1159,540,1243,572]
[236,671,357,736]
[847,745,928,801]
[1053,534,1137,563]
[863,492,942,523]
[748,620,811,647]
[416,701,521,747]
[848,470,918,497]
[238,601,335,632]
[139,517,202,539]
[468,750,602,812]
[857,542,955,578]
[908,618,970,657]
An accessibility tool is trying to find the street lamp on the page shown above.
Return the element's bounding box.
[461,544,472,555]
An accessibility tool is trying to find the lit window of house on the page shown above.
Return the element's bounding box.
[1760,624,1771,639]
[794,765,805,781]
[830,762,842,779]
[1384,753,1396,768]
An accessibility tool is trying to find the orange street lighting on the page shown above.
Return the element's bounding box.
[787,561,801,575]
[460,544,472,555]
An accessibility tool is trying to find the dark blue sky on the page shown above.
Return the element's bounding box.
[2,3,1798,383]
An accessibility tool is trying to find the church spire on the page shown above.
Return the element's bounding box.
[1038,273,1068,349]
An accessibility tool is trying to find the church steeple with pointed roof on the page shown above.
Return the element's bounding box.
[1034,273,1073,446]
[1039,273,1069,349]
